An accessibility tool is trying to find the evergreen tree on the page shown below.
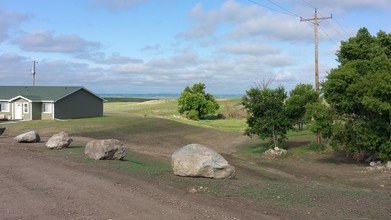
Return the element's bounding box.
[321,28,391,161]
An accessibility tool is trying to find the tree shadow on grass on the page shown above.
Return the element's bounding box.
[203,115,223,120]
[284,140,312,150]
[316,151,361,165]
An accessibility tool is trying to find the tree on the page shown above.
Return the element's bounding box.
[178,83,219,120]
[320,28,391,161]
[304,100,333,140]
[337,28,391,65]
[286,84,317,130]
[242,86,292,148]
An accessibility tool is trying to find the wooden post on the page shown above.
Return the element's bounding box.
[301,9,332,144]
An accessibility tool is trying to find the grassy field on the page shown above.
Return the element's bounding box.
[2,98,390,219]
[103,98,247,132]
[104,97,157,102]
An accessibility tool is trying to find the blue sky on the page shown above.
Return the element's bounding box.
[1,0,390,95]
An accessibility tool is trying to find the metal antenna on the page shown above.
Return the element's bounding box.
[31,60,38,86]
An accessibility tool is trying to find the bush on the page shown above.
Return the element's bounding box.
[178,83,219,120]
[224,104,246,119]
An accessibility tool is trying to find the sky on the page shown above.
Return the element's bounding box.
[0,0,390,95]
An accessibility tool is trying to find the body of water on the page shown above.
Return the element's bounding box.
[99,93,243,99]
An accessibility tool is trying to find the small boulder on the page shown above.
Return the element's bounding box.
[386,161,391,170]
[84,139,126,160]
[171,144,235,179]
[14,131,41,143]
[46,131,73,149]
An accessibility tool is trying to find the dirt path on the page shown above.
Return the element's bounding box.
[0,138,275,220]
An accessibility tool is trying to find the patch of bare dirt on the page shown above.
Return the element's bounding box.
[1,131,390,220]
[0,136,277,220]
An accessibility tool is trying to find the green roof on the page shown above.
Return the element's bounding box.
[0,86,102,102]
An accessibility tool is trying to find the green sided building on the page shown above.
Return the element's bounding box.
[0,86,104,120]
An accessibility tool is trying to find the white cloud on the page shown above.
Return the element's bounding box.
[147,50,201,69]
[104,53,143,64]
[179,1,260,39]
[311,0,391,11]
[0,52,27,64]
[0,53,30,84]
[0,8,28,43]
[13,30,100,53]
[231,15,312,41]
[141,44,161,52]
[179,0,313,42]
[111,62,150,74]
[1,0,349,94]
[274,0,391,15]
[218,42,279,56]
[274,71,295,82]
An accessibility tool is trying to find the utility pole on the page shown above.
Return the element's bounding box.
[31,60,38,86]
[301,9,332,144]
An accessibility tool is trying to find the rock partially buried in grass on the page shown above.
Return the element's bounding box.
[46,131,73,149]
[171,143,236,179]
[14,131,41,143]
[84,139,126,160]
[264,147,287,157]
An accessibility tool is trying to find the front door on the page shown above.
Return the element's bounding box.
[14,103,23,120]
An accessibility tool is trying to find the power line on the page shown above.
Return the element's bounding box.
[290,0,312,9]
[324,19,346,41]
[319,25,339,47]
[300,0,315,8]
[291,0,351,42]
[317,10,351,40]
[265,0,301,17]
[334,17,351,39]
[292,0,343,43]
[247,0,292,16]
[247,0,300,18]
[248,0,342,47]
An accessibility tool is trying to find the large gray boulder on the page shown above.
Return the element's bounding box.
[46,131,73,149]
[14,131,41,143]
[171,144,236,179]
[84,139,126,160]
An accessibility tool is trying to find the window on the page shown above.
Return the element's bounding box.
[42,103,52,113]
[0,102,10,112]
[23,102,29,114]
